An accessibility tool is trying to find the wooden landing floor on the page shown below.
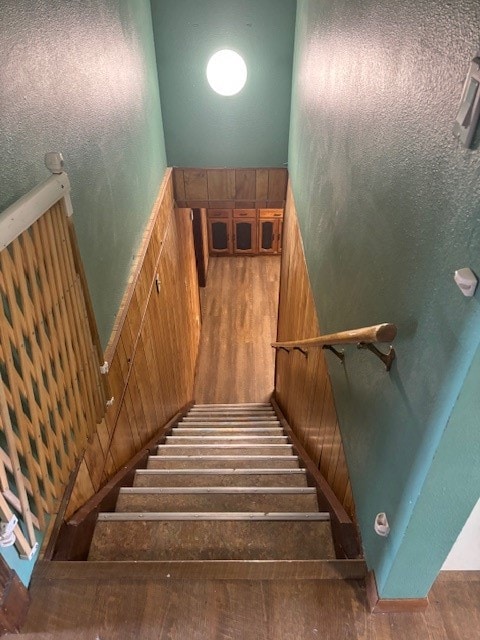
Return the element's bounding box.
[12,573,480,639]
[194,256,280,404]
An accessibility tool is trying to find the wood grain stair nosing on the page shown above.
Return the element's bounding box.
[119,486,316,495]
[147,455,299,461]
[172,428,283,433]
[97,511,331,521]
[166,435,288,441]
[135,468,305,475]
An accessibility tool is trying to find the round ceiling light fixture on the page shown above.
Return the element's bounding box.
[206,49,247,96]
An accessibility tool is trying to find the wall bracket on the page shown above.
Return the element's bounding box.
[322,345,345,363]
[357,343,396,371]
[293,346,308,358]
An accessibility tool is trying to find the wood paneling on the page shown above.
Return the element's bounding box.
[206,170,235,201]
[184,169,208,201]
[235,169,256,201]
[173,168,288,209]
[274,182,354,518]
[66,171,201,519]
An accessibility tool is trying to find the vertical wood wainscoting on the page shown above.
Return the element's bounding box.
[66,170,201,518]
[275,184,354,518]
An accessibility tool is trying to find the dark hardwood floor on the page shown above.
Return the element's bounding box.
[10,572,480,639]
[194,256,280,404]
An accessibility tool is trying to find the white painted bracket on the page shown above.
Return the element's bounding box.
[100,361,110,375]
[0,515,18,548]
[106,397,115,407]
[20,541,39,561]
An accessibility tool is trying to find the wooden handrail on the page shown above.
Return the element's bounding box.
[272,323,397,350]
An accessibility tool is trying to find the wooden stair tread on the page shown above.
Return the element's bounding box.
[88,519,335,561]
[156,444,294,456]
[115,488,319,513]
[147,455,300,469]
[134,469,308,487]
[81,401,358,575]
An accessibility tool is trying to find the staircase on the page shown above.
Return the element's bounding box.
[83,402,364,578]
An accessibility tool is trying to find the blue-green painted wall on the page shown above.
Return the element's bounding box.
[289,0,480,597]
[0,0,167,585]
[150,0,296,167]
[0,0,167,349]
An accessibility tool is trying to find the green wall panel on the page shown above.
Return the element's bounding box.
[150,0,296,167]
[0,0,167,349]
[0,0,167,585]
[289,0,480,597]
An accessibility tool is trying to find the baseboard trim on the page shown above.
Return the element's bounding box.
[366,570,429,613]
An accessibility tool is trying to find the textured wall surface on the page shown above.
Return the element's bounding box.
[150,0,296,167]
[289,0,480,597]
[0,0,167,347]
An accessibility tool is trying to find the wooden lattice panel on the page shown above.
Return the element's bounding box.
[0,200,105,555]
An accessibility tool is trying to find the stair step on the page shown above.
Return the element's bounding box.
[187,411,277,418]
[134,469,308,487]
[192,403,272,408]
[88,518,335,561]
[182,416,280,423]
[157,445,293,456]
[172,427,284,435]
[166,436,288,445]
[115,487,318,513]
[34,558,367,581]
[178,422,281,429]
[147,455,300,469]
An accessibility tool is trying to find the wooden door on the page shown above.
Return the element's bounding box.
[233,219,256,254]
[208,217,232,254]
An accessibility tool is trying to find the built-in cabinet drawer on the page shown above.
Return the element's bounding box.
[207,208,283,256]
[258,208,283,219]
[208,208,232,218]
[233,208,256,219]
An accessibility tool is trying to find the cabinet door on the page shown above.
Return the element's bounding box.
[233,219,256,254]
[259,219,280,254]
[208,218,232,255]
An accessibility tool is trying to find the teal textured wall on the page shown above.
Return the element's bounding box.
[0,0,167,349]
[150,0,296,167]
[0,0,167,584]
[289,0,480,597]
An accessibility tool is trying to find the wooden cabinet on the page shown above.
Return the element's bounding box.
[232,209,256,254]
[259,218,282,254]
[207,208,283,256]
[208,213,232,255]
[233,219,257,254]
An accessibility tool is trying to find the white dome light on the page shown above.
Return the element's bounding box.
[206,49,247,96]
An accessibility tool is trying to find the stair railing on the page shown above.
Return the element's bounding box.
[272,323,397,370]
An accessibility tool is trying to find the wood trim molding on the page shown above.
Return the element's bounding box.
[271,398,361,560]
[366,570,429,613]
[0,556,30,634]
[48,403,192,562]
